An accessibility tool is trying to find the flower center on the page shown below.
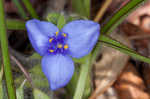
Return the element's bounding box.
[48,32,69,54]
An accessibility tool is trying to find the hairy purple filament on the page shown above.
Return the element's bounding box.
[48,32,69,54]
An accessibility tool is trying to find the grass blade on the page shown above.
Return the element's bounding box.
[0,0,16,98]
[92,0,146,62]
[101,0,146,35]
[6,19,25,30]
[22,0,39,19]
[99,35,150,64]
[12,0,28,19]
[73,55,91,99]
[72,0,90,18]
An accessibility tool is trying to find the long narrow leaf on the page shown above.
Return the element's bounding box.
[92,0,146,62]
[0,0,16,98]
[99,35,150,64]
[73,55,91,99]
[99,35,136,53]
[101,0,146,35]
[6,19,25,30]
[22,0,39,19]
[12,0,28,19]
[72,0,90,18]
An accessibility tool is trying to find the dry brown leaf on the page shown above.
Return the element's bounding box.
[114,63,150,99]
[121,22,149,48]
[96,87,119,99]
[127,1,150,33]
[90,30,130,99]
[142,64,150,93]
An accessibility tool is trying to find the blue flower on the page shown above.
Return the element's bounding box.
[26,19,100,90]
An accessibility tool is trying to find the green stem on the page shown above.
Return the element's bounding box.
[12,0,28,19]
[0,0,16,99]
[73,55,91,99]
[22,0,39,19]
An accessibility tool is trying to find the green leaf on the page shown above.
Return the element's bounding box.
[67,57,92,99]
[92,0,146,63]
[73,54,91,99]
[99,35,150,64]
[72,0,90,18]
[66,15,88,23]
[29,53,42,59]
[72,54,90,64]
[47,13,61,25]
[83,0,90,18]
[16,80,26,99]
[66,65,80,97]
[47,13,66,29]
[12,0,28,19]
[29,64,49,87]
[33,88,49,99]
[6,19,25,30]
[0,0,16,98]
[57,15,66,29]
[15,64,49,88]
[99,35,136,53]
[22,0,39,19]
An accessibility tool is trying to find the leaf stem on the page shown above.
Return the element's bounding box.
[22,0,39,19]
[0,0,16,98]
[73,55,91,99]
[12,0,28,19]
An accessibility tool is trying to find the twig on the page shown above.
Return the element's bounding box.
[94,0,112,22]
[10,55,34,88]
[0,65,4,99]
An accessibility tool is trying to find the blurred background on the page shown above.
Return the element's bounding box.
[2,0,150,99]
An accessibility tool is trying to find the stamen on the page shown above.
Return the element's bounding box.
[56,31,59,36]
[49,38,53,43]
[62,33,67,37]
[49,49,54,53]
[64,44,68,49]
[57,44,63,48]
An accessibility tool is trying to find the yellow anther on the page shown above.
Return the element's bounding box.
[62,33,67,37]
[49,38,53,43]
[56,31,59,36]
[57,44,63,48]
[64,44,68,49]
[49,50,54,53]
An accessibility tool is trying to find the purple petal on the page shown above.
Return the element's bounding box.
[61,20,100,58]
[26,19,59,56]
[41,54,74,90]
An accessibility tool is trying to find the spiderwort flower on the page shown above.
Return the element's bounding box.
[26,19,100,90]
